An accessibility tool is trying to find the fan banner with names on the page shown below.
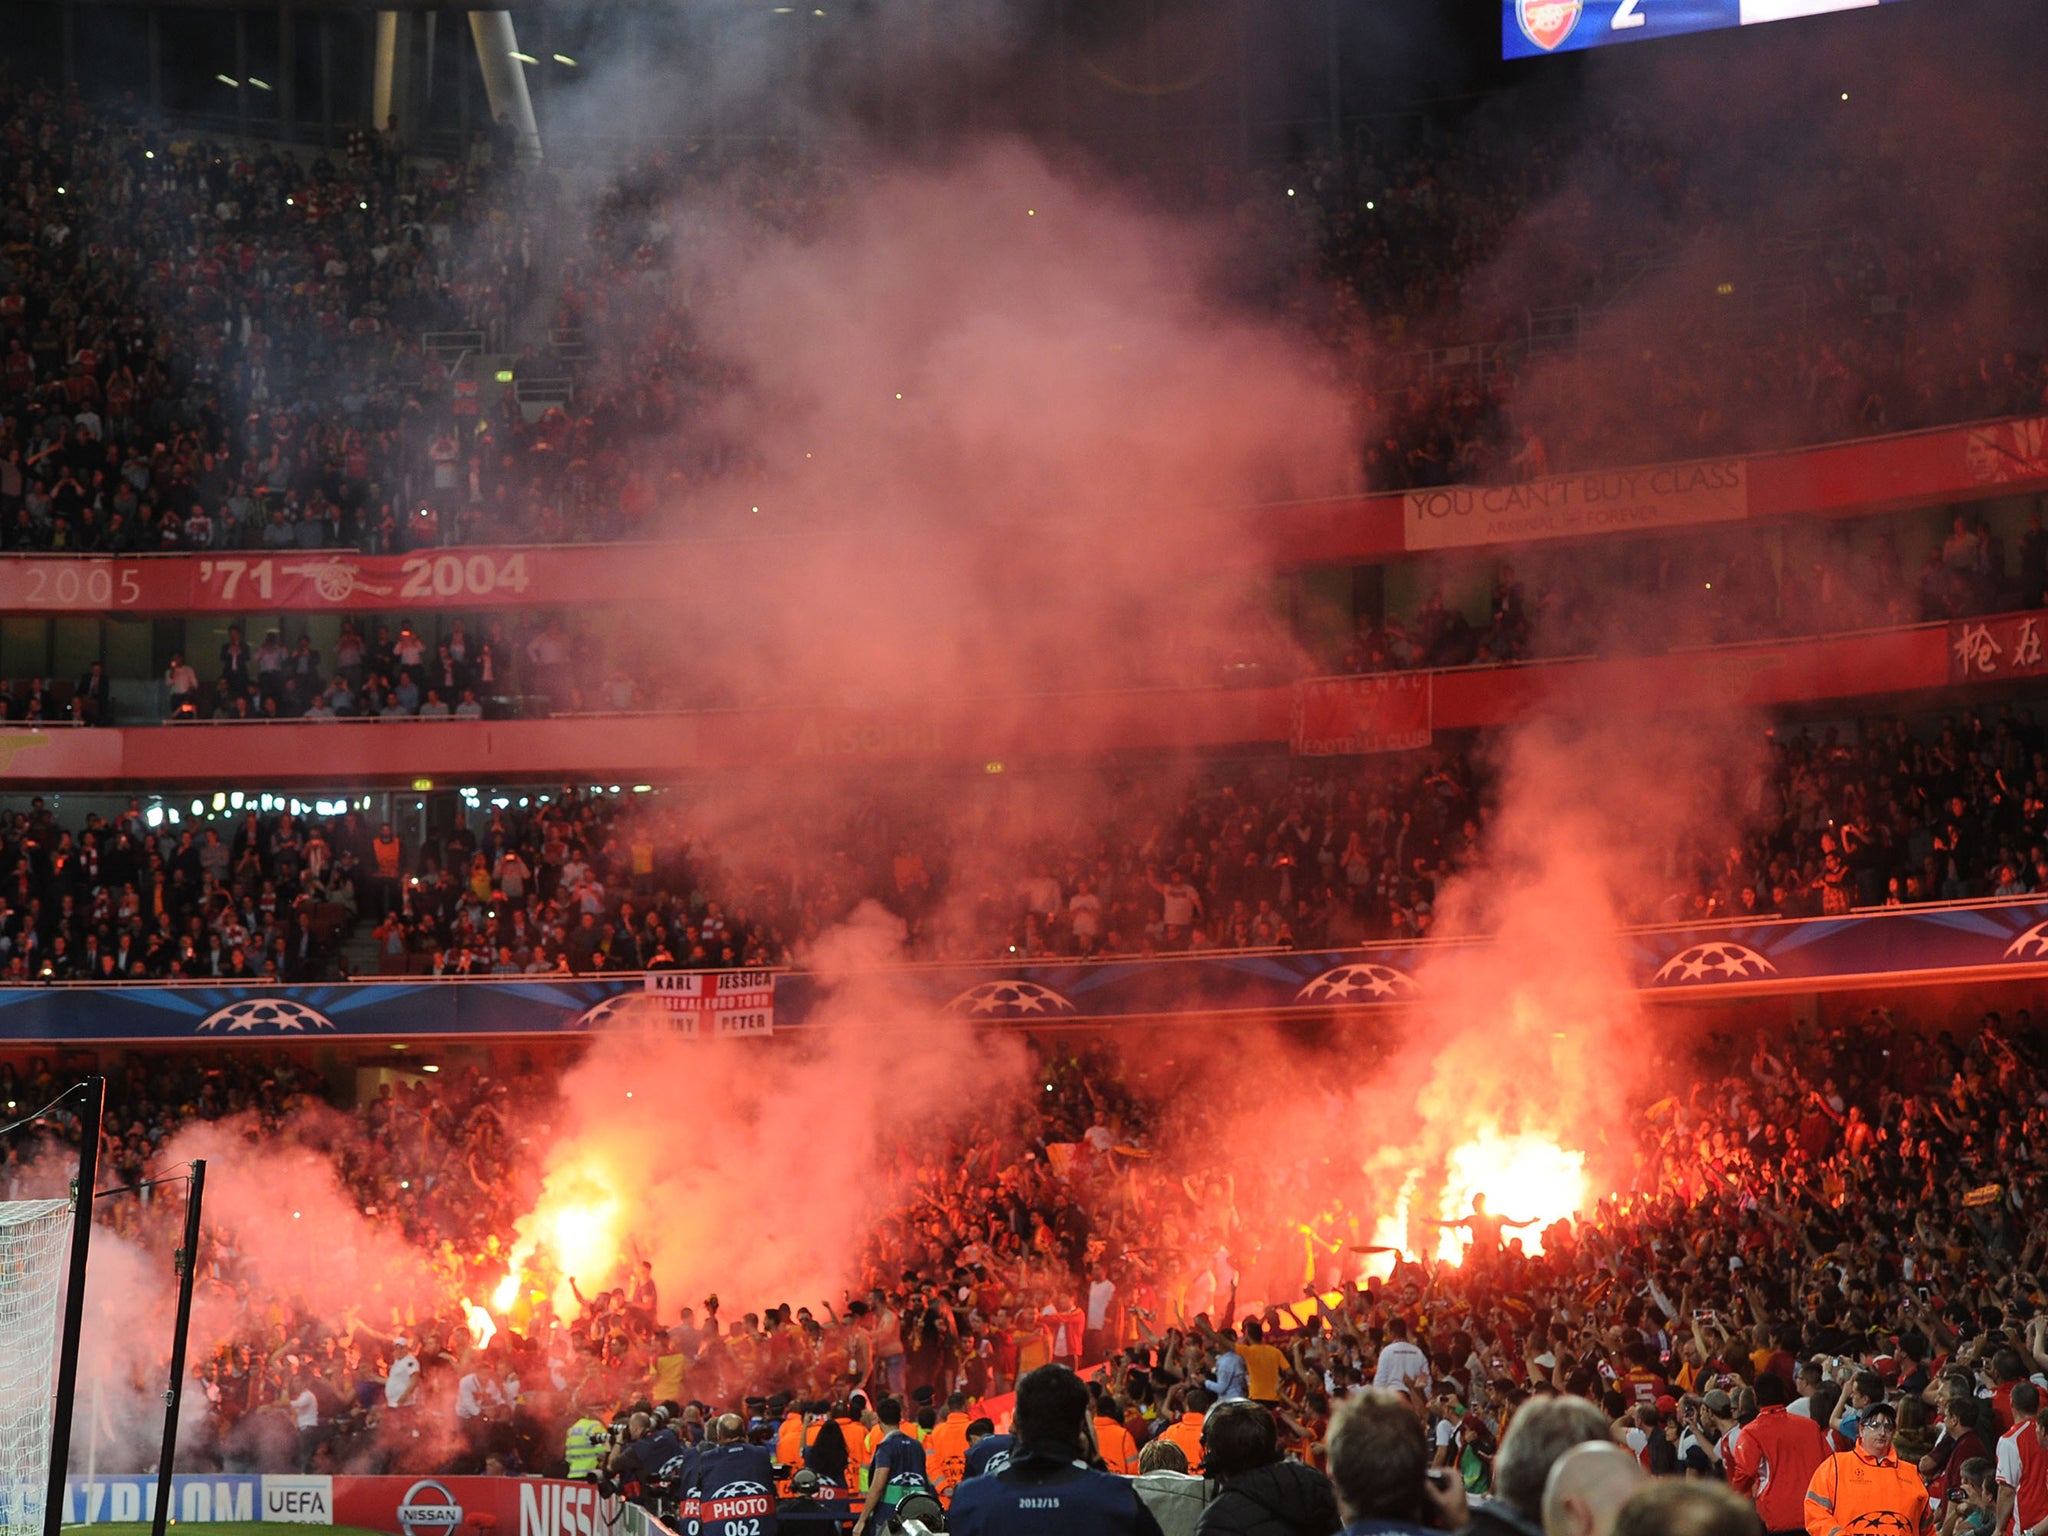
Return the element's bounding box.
[1948,610,2048,683]
[643,970,775,1037]
[1291,674,1433,757]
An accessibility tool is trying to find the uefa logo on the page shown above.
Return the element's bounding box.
[396,1480,465,1536]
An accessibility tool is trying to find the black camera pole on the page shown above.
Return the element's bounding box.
[43,1075,105,1536]
[150,1159,207,1536]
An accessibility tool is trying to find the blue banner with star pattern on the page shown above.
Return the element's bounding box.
[1,896,2044,1041]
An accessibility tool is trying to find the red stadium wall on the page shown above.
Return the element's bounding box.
[0,614,1963,784]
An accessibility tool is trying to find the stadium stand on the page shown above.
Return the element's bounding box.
[6,1009,2046,1498]
[6,7,2048,1520]
[5,704,2048,981]
[5,78,2047,560]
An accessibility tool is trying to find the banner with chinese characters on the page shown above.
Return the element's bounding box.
[1948,611,2048,682]
[1290,673,1433,756]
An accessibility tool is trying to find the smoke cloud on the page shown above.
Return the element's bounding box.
[1130,701,1767,1309]
[502,900,1031,1315]
[67,0,2018,1468]
[626,139,1356,707]
[165,1107,438,1327]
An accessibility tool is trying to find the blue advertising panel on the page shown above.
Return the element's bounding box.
[3,895,2048,1043]
[1503,0,1906,60]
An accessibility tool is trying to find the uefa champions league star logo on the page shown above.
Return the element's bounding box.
[571,993,674,1030]
[195,998,339,1033]
[946,980,1078,1018]
[2004,921,2048,961]
[1651,942,1778,985]
[1294,962,1421,1005]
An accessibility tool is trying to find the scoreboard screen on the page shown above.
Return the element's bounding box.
[1504,0,1906,58]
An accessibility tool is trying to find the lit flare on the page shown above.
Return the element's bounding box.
[1366,1127,1589,1269]
[1436,1127,1586,1262]
[493,1161,627,1317]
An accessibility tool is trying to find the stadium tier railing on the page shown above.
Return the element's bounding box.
[0,606,2003,784]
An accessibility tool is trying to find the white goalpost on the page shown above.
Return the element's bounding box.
[0,1198,76,1536]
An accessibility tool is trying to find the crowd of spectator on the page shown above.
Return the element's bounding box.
[0,611,696,727]
[153,613,642,723]
[3,59,2047,573]
[8,699,2048,984]
[1349,510,2048,676]
[0,72,710,559]
[5,69,2048,739]
[1303,87,2048,487]
[11,32,2048,1536]
[7,1002,2048,1536]
[5,491,2043,726]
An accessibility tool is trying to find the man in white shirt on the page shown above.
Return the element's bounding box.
[1152,869,1203,935]
[1788,1360,1824,1419]
[1086,1273,1118,1360]
[290,1372,323,1470]
[1373,1316,1431,1393]
[291,1378,320,1430]
[457,1366,505,1421]
[385,1338,420,1408]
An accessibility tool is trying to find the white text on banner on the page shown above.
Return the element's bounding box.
[644,970,775,1037]
[1403,460,1747,551]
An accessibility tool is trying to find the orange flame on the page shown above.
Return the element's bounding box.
[1367,1125,1589,1270]
[1435,1126,1586,1262]
[494,1159,627,1317]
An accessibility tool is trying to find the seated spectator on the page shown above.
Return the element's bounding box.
[1193,1400,1339,1536]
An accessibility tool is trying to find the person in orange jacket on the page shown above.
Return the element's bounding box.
[924,1390,976,1497]
[1092,1382,1139,1476]
[774,1396,806,1468]
[1159,1386,1211,1475]
[1806,1401,1935,1536]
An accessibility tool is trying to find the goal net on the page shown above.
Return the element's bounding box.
[0,1199,73,1536]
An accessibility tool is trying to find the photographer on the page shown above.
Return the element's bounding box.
[609,1410,684,1509]
[1324,1389,1470,1536]
[1678,1391,1738,1479]
[688,1412,780,1536]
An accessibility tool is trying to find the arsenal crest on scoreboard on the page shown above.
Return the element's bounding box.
[1518,0,1583,51]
